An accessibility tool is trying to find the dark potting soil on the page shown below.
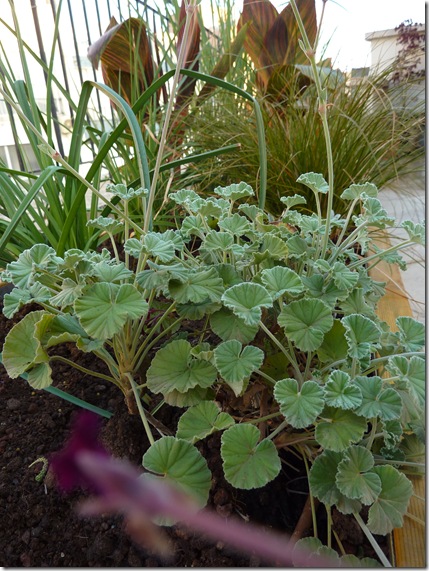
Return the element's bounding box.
[0,303,391,567]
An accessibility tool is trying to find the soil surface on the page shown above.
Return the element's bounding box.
[0,301,391,567]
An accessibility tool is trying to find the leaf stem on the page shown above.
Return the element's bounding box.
[258,321,303,383]
[353,512,392,567]
[128,374,155,446]
[49,355,119,386]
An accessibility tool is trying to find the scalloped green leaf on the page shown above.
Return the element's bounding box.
[280,194,307,208]
[221,424,280,489]
[142,436,211,508]
[209,307,258,343]
[3,283,50,318]
[309,450,343,505]
[354,376,403,420]
[213,181,254,201]
[86,216,123,234]
[2,310,50,378]
[4,244,62,289]
[317,320,348,363]
[260,267,304,299]
[297,172,329,194]
[386,355,425,407]
[176,401,235,443]
[107,182,148,200]
[292,537,340,567]
[214,340,264,396]
[340,182,378,200]
[259,234,289,260]
[335,446,381,504]
[367,465,413,535]
[218,213,252,236]
[169,267,224,304]
[146,339,217,397]
[401,220,425,245]
[342,314,381,361]
[202,230,234,252]
[332,262,359,291]
[315,407,367,452]
[274,378,325,429]
[92,261,134,282]
[221,283,272,326]
[74,283,148,340]
[143,232,176,262]
[396,316,425,352]
[324,371,362,410]
[278,298,333,352]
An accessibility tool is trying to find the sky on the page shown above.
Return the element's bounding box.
[271,0,426,70]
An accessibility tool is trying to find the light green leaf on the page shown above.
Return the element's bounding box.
[86,216,123,234]
[317,320,348,363]
[143,232,176,262]
[74,283,148,340]
[259,234,289,260]
[142,436,211,508]
[107,182,148,200]
[202,230,234,252]
[324,371,362,410]
[278,299,333,352]
[386,355,425,407]
[214,340,264,396]
[342,314,381,361]
[367,465,413,534]
[238,203,263,221]
[218,213,252,236]
[401,220,425,245]
[260,267,304,299]
[92,261,133,282]
[339,288,376,318]
[336,446,381,504]
[340,182,378,200]
[396,316,425,352]
[332,262,359,291]
[354,376,403,420]
[169,267,224,304]
[309,450,343,505]
[297,172,329,194]
[136,261,189,291]
[214,181,254,201]
[177,300,221,320]
[176,401,235,443]
[221,424,280,489]
[124,237,144,258]
[280,194,307,208]
[4,244,62,289]
[146,339,217,396]
[315,407,367,451]
[3,283,50,318]
[49,277,86,309]
[209,307,258,343]
[2,310,50,378]
[274,378,325,429]
[221,283,272,326]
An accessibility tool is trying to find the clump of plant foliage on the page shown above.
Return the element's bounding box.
[0,0,425,565]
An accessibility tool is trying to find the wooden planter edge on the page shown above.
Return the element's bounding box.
[371,238,426,568]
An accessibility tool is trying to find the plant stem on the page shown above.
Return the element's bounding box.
[289,0,334,258]
[354,512,392,567]
[49,356,119,386]
[259,321,303,383]
[128,374,155,446]
[144,0,199,232]
[266,419,289,441]
[301,451,318,539]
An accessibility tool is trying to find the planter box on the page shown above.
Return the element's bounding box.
[371,238,425,567]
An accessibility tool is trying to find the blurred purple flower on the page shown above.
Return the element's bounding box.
[50,412,333,566]
[50,411,108,492]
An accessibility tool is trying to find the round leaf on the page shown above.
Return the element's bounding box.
[324,371,362,410]
[336,446,381,504]
[367,465,413,535]
[342,314,381,361]
[209,307,258,343]
[309,450,343,505]
[214,340,264,395]
[260,267,304,299]
[221,424,280,489]
[176,401,235,443]
[74,283,148,340]
[278,299,333,352]
[315,407,367,452]
[274,378,325,428]
[142,436,211,508]
[146,339,217,397]
[221,283,272,326]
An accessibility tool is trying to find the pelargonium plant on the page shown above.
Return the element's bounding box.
[1,174,425,564]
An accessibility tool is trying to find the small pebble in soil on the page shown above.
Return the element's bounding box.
[6,398,20,410]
